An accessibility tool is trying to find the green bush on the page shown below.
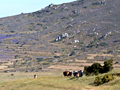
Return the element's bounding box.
[84,63,102,75]
[69,51,75,56]
[94,75,103,85]
[91,63,102,75]
[103,59,113,73]
[102,74,115,83]
[14,55,19,59]
[83,66,91,75]
[10,31,15,33]
[54,56,60,58]
[84,59,113,76]
[36,58,43,62]
[94,74,115,85]
[43,63,49,65]
[99,42,108,47]
[67,43,72,45]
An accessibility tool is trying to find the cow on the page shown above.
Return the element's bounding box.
[63,71,73,77]
[73,71,79,78]
[34,75,37,79]
[63,71,69,76]
[73,70,83,78]
[11,74,14,76]
[79,70,83,77]
[68,71,73,77]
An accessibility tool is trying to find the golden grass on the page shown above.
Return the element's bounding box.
[87,54,113,57]
[68,63,93,66]
[48,65,84,71]
[87,54,114,60]
[0,66,7,70]
[116,55,120,57]
[87,56,94,59]
[74,60,87,63]
[25,51,52,56]
[0,71,61,83]
[0,69,120,90]
[0,75,95,90]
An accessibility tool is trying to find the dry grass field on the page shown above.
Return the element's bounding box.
[0,69,120,90]
[87,54,114,60]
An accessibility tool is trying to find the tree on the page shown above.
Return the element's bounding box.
[91,63,102,75]
[83,59,113,76]
[103,59,113,73]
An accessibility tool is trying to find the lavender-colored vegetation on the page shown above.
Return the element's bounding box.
[0,34,21,40]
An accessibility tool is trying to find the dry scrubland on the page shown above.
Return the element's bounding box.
[0,53,120,72]
[0,69,120,90]
[0,0,120,89]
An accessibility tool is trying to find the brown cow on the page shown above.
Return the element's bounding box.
[63,71,69,76]
[63,71,73,77]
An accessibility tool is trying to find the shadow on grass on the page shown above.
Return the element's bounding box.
[68,76,97,86]
[69,77,76,80]
[68,77,80,81]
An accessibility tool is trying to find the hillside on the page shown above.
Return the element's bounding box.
[0,0,120,72]
[0,69,120,90]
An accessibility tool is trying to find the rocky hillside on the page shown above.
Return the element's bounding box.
[0,0,120,62]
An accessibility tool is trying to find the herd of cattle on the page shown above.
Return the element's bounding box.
[11,70,83,79]
[63,70,83,78]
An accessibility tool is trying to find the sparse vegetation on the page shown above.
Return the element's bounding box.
[0,0,119,64]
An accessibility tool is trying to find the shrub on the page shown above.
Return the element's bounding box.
[67,43,72,45]
[54,56,60,58]
[94,75,103,85]
[84,63,103,75]
[92,1,105,6]
[83,66,91,76]
[84,59,113,76]
[94,74,115,85]
[69,51,75,56]
[10,31,15,33]
[14,55,19,59]
[91,63,102,75]
[43,63,49,65]
[103,59,113,73]
[99,42,108,47]
[61,17,69,20]
[36,58,43,62]
[102,74,115,83]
